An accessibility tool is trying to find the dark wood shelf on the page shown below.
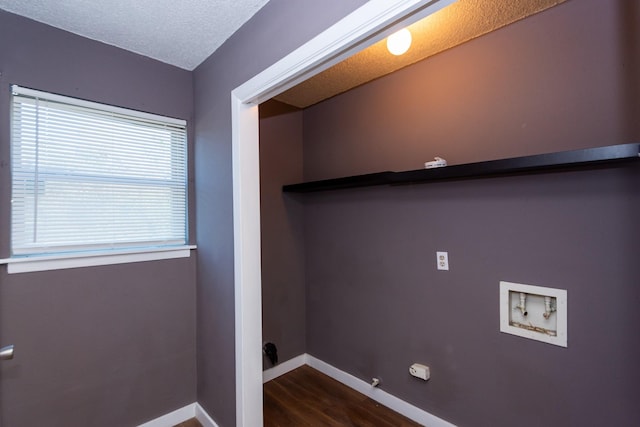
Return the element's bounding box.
[283,143,640,193]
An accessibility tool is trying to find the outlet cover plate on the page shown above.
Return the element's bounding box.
[436,251,449,270]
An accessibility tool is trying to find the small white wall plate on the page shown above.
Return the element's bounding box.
[499,281,567,347]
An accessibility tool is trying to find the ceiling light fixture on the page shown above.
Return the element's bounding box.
[386,28,412,55]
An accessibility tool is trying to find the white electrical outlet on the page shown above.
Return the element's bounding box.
[409,363,430,381]
[436,251,449,270]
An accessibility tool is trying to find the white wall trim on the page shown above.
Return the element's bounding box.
[234,0,456,105]
[137,403,220,427]
[0,245,196,274]
[262,353,307,383]
[232,93,264,427]
[232,1,457,426]
[137,403,196,427]
[196,403,221,427]
[305,355,456,427]
[261,354,456,427]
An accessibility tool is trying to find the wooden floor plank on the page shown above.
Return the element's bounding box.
[264,365,422,426]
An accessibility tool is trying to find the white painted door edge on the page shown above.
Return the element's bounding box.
[231,1,457,426]
[232,87,264,427]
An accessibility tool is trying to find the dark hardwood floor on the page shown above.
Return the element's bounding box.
[173,366,421,426]
[264,365,422,426]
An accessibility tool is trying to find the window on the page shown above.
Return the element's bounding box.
[8,85,188,265]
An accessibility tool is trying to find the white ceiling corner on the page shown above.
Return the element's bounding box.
[0,0,270,70]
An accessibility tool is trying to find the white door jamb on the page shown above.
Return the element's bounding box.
[231,1,456,425]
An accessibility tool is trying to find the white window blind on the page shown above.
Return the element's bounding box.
[10,85,188,256]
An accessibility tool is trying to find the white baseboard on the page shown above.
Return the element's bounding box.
[137,402,219,427]
[305,354,456,427]
[137,403,196,427]
[263,353,307,383]
[142,354,454,427]
[195,403,220,427]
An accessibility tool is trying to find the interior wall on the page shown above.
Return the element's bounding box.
[259,101,306,369]
[0,11,196,427]
[192,1,367,425]
[303,0,639,181]
[301,1,640,426]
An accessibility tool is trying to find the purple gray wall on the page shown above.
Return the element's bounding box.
[303,0,640,181]
[193,1,367,425]
[302,1,640,426]
[0,11,196,427]
[259,101,305,369]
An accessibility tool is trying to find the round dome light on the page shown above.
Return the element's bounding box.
[387,28,412,56]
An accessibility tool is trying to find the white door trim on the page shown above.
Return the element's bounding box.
[231,1,456,425]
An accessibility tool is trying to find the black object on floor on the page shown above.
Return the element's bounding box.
[264,342,278,366]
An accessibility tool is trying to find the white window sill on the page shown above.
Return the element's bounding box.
[0,245,197,274]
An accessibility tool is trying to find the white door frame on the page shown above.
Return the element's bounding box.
[231,1,455,425]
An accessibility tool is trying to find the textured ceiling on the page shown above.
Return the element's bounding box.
[275,0,566,108]
[0,0,270,70]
